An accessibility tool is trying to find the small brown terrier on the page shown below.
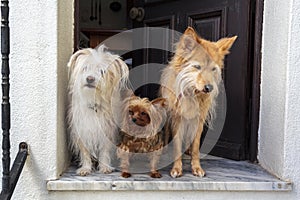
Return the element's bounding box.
[160,27,237,178]
[117,95,167,178]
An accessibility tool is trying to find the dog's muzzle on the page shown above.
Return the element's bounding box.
[86,76,95,84]
[203,84,213,93]
[85,76,96,88]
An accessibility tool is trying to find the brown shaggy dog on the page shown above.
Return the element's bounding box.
[160,27,237,178]
[117,95,167,178]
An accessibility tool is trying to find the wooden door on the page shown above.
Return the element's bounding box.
[130,0,253,160]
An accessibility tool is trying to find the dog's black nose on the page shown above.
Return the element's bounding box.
[132,118,137,123]
[86,76,95,84]
[204,84,213,93]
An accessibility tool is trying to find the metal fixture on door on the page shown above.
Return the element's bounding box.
[129,7,145,22]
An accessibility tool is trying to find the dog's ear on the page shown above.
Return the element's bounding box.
[129,92,138,100]
[96,44,108,53]
[67,49,91,73]
[215,36,237,56]
[121,89,134,99]
[151,98,167,108]
[179,27,199,53]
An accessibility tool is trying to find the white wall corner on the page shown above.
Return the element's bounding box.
[56,0,74,178]
[282,0,300,194]
[260,0,300,198]
[259,0,293,177]
[0,0,73,199]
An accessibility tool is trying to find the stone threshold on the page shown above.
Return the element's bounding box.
[47,156,292,191]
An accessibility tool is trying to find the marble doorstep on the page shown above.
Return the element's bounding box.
[47,156,292,191]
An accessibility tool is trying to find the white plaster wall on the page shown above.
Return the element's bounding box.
[57,0,74,179]
[259,0,300,200]
[258,0,291,177]
[282,0,300,196]
[0,0,73,199]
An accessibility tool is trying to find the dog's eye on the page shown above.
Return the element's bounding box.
[212,67,217,71]
[141,112,147,116]
[129,110,133,115]
[99,69,105,76]
[193,65,201,70]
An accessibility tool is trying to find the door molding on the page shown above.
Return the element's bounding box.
[74,0,80,51]
[248,0,264,162]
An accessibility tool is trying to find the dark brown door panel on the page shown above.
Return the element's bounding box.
[132,0,252,160]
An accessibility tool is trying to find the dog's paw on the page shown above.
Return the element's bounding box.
[192,166,206,177]
[121,172,132,178]
[99,165,114,174]
[170,167,182,178]
[76,167,92,176]
[150,171,162,178]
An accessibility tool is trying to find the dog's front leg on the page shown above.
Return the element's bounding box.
[149,151,162,178]
[191,123,206,177]
[164,118,171,146]
[170,122,183,178]
[117,145,131,178]
[98,146,114,174]
[76,139,92,176]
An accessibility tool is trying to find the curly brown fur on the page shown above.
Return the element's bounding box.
[117,95,167,178]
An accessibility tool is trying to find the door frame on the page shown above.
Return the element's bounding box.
[248,0,264,162]
[73,0,264,162]
[74,0,80,51]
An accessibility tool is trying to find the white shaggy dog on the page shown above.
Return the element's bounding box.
[67,45,129,175]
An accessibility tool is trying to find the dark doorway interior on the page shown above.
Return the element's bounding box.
[74,0,263,162]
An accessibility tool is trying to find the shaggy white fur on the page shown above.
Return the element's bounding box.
[67,45,129,175]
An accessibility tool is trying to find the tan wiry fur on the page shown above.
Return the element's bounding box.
[67,45,129,176]
[160,27,237,178]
